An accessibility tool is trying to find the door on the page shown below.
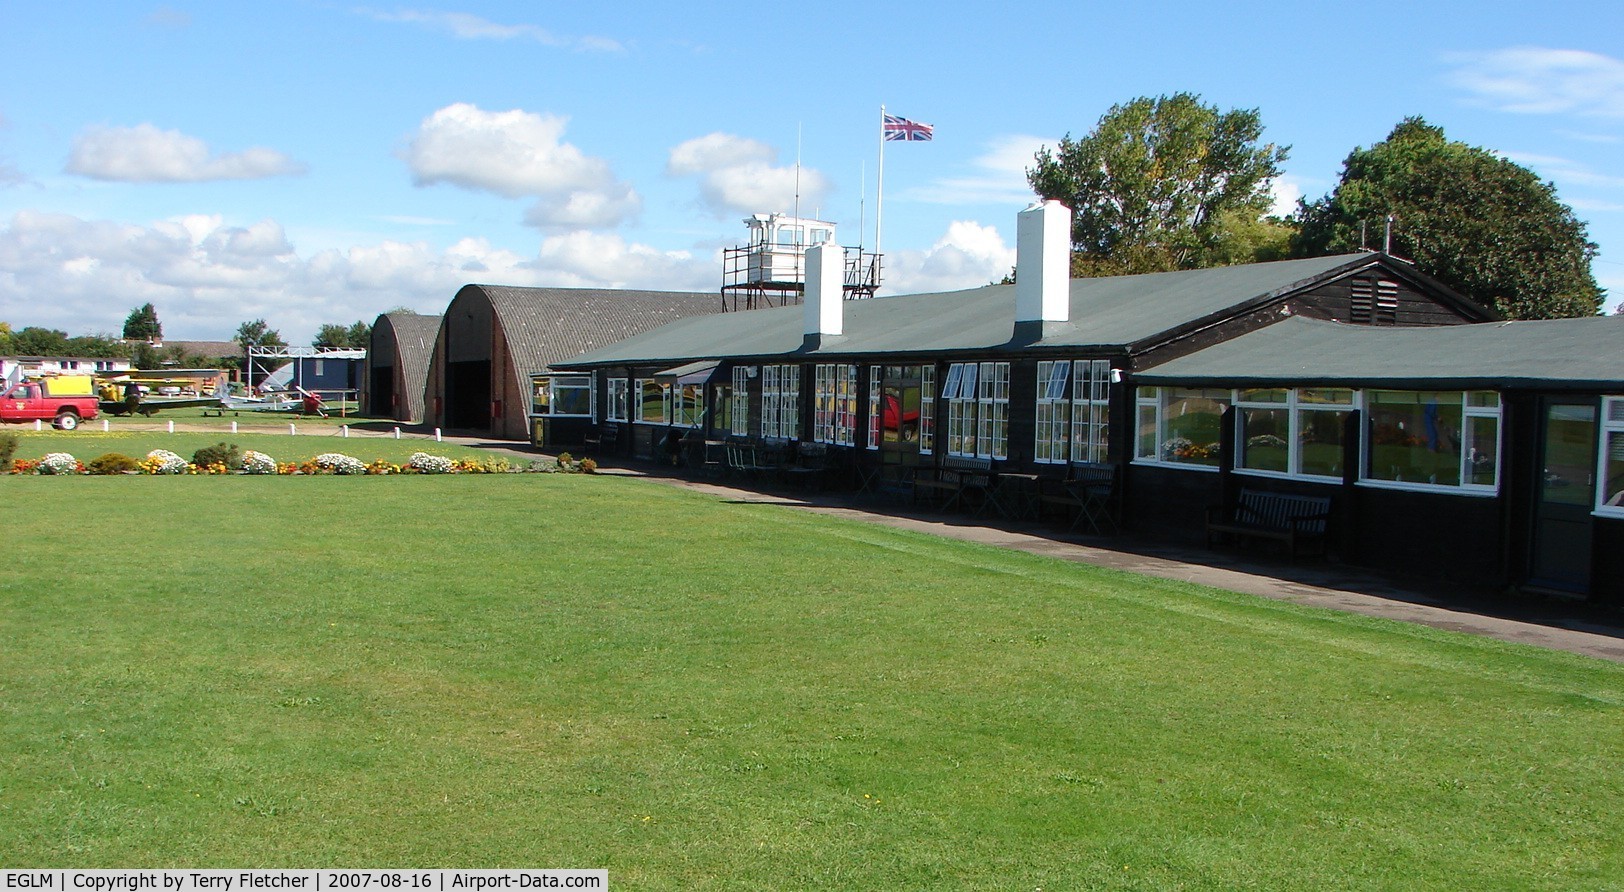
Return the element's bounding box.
[1529,399,1598,593]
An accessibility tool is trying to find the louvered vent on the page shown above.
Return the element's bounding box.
[1349,279,1373,324]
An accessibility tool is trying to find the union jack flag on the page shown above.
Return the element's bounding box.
[883,114,933,141]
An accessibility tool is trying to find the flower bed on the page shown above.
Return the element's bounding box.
[8,449,587,476]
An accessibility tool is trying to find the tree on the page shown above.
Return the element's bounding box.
[234,319,285,351]
[122,303,163,341]
[312,320,371,349]
[12,327,71,355]
[1294,118,1603,319]
[1027,92,1290,275]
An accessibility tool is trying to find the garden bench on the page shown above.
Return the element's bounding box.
[1206,489,1331,560]
[912,456,993,512]
[584,422,619,456]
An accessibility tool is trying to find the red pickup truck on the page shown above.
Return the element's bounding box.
[1,380,99,429]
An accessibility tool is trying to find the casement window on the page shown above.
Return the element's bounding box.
[1364,390,1499,492]
[1037,360,1111,464]
[730,366,751,436]
[1235,388,1354,479]
[531,375,595,417]
[762,364,800,439]
[635,378,669,424]
[606,378,629,422]
[867,366,882,449]
[1600,397,1624,516]
[941,361,1010,459]
[672,382,703,428]
[1035,361,1071,464]
[812,364,857,446]
[1134,387,1230,469]
[919,365,936,454]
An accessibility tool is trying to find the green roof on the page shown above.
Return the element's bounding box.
[1136,315,1624,391]
[557,253,1385,367]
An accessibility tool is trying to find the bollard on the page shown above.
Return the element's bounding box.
[289,423,296,436]
[102,420,109,432]
[342,425,349,438]
[167,420,174,434]
[393,426,401,440]
[231,421,238,434]
[434,428,442,442]
[34,419,42,431]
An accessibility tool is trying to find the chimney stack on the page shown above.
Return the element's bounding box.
[802,239,844,349]
[1015,200,1072,334]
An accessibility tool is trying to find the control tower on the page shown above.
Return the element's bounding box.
[720,213,881,311]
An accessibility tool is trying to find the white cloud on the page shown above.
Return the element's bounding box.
[401,103,640,229]
[1268,176,1304,217]
[0,210,716,340]
[666,132,830,217]
[65,124,306,182]
[903,134,1053,205]
[883,220,1015,294]
[1499,151,1624,189]
[366,9,623,52]
[1446,47,1624,117]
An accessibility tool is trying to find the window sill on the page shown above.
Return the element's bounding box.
[1233,468,1344,484]
[1355,478,1498,498]
[1131,459,1220,473]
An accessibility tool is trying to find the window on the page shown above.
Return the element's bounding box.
[531,375,594,417]
[1135,387,1229,468]
[606,378,629,422]
[1235,388,1354,479]
[762,364,800,439]
[1035,361,1070,464]
[1070,360,1111,464]
[1365,390,1499,491]
[711,380,731,434]
[672,382,703,428]
[919,365,936,454]
[730,366,751,436]
[1601,397,1624,516]
[867,366,881,449]
[635,378,669,424]
[814,364,857,445]
[940,361,1009,458]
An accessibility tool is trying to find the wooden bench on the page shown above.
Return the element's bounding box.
[1206,489,1331,560]
[1038,463,1118,534]
[912,456,993,511]
[584,422,619,456]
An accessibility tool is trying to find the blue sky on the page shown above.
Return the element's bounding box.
[1,1,1621,343]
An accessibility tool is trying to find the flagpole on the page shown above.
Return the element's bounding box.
[876,104,886,267]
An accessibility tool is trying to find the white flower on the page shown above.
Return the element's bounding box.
[38,452,79,474]
[241,450,277,474]
[314,452,367,475]
[408,452,455,474]
[146,449,189,474]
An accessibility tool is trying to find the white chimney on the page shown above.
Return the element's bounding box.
[803,239,844,339]
[1015,199,1071,323]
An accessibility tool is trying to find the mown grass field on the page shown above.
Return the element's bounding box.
[2,468,1623,889]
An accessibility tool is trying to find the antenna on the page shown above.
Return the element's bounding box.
[1383,215,1393,254]
[1360,221,1368,251]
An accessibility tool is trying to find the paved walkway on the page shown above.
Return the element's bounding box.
[595,462,1624,664]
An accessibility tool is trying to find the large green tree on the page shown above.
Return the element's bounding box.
[1294,118,1603,319]
[122,303,162,341]
[233,319,285,351]
[1027,92,1290,275]
[313,320,371,349]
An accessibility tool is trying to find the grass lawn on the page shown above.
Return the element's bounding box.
[5,430,517,467]
[2,474,1623,888]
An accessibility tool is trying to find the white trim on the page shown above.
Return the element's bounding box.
[1356,478,1499,498]
[1598,396,1624,518]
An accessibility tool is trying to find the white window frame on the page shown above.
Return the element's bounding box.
[835,364,857,447]
[730,366,751,437]
[1035,360,1070,464]
[1233,388,1356,481]
[919,365,936,455]
[943,361,978,458]
[606,377,629,422]
[530,374,596,418]
[762,364,800,440]
[671,381,703,429]
[1599,396,1624,518]
[866,366,881,450]
[634,377,669,425]
[1071,359,1111,464]
[813,364,838,444]
[1360,390,1500,496]
[1133,386,1229,472]
[976,361,1010,460]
